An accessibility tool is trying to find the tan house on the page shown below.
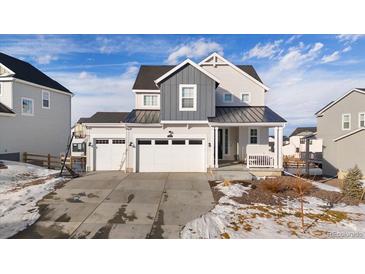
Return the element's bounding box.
[316,88,365,178]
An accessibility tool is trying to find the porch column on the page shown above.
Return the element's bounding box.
[214,127,219,168]
[274,126,279,168]
[278,126,283,169]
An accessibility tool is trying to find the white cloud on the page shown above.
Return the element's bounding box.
[166,39,223,64]
[265,69,365,133]
[242,40,283,60]
[271,42,323,72]
[48,65,138,123]
[342,46,352,53]
[285,35,301,44]
[321,51,340,63]
[337,34,365,45]
[35,54,58,65]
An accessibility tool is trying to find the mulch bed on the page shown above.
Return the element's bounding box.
[209,176,361,206]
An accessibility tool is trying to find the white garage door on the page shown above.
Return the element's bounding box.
[94,139,126,171]
[137,139,205,172]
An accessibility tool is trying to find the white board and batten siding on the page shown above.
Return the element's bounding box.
[137,138,205,172]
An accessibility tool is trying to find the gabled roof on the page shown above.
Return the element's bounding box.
[199,52,269,91]
[77,112,129,124]
[154,59,220,86]
[208,106,286,124]
[289,127,317,137]
[0,52,72,94]
[132,61,264,90]
[0,102,15,115]
[316,88,365,116]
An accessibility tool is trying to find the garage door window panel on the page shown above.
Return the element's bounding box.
[155,140,169,145]
[138,140,152,145]
[172,140,186,145]
[112,139,125,144]
[96,139,109,144]
[189,140,203,145]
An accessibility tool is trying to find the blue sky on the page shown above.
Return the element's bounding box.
[1,34,365,135]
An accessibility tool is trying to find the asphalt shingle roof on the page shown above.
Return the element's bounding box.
[132,64,263,90]
[208,106,286,123]
[0,52,72,94]
[77,112,129,124]
[0,102,15,114]
[289,127,317,137]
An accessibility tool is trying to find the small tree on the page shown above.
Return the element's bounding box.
[342,166,364,200]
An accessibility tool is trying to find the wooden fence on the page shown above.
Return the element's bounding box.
[23,152,61,169]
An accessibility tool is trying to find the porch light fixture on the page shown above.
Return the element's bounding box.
[167,131,174,138]
[129,142,134,147]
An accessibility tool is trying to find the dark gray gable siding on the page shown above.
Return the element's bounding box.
[160,64,216,121]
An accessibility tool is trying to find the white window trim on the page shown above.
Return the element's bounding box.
[21,97,34,116]
[342,113,351,131]
[223,92,233,103]
[241,92,251,103]
[142,94,158,107]
[359,112,365,128]
[248,127,260,144]
[42,90,50,109]
[179,84,197,111]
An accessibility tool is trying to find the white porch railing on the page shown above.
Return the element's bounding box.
[246,144,276,168]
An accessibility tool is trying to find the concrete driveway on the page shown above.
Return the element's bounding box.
[14,172,214,239]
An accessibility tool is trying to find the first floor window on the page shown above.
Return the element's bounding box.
[42,90,50,109]
[249,128,258,144]
[241,92,251,103]
[179,84,197,111]
[359,113,365,127]
[72,143,85,152]
[342,114,351,130]
[143,95,158,106]
[21,97,34,115]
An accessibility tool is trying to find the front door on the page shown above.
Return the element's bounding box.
[218,129,223,159]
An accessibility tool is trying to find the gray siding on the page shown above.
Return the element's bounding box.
[317,90,365,176]
[160,64,216,121]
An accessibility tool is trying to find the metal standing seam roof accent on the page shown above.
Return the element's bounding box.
[124,109,161,123]
[0,102,15,114]
[209,106,286,123]
[77,112,129,124]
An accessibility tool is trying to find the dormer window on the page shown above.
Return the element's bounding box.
[223,92,233,103]
[143,95,158,107]
[179,84,197,111]
[241,92,251,103]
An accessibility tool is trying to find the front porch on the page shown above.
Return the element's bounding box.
[209,124,285,176]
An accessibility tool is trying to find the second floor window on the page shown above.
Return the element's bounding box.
[42,90,50,109]
[179,84,197,111]
[143,95,158,106]
[223,93,233,103]
[359,112,365,127]
[241,92,251,103]
[342,113,351,130]
[21,97,34,116]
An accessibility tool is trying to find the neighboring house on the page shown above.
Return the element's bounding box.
[282,127,322,161]
[72,53,286,175]
[316,88,365,178]
[0,52,72,160]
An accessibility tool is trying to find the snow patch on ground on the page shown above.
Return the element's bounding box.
[311,181,341,192]
[181,182,365,239]
[216,182,251,197]
[0,161,66,238]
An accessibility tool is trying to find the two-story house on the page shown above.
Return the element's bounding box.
[316,88,365,178]
[282,127,322,161]
[0,52,73,160]
[73,53,286,175]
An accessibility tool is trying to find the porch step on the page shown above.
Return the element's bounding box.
[209,170,253,181]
